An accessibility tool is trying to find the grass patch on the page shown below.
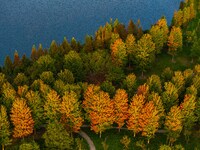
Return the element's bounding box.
[82,128,200,150]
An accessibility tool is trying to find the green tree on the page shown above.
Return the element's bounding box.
[171,71,185,95]
[57,69,74,84]
[60,91,84,132]
[149,17,169,54]
[190,35,200,62]
[125,34,136,66]
[44,90,61,121]
[165,106,183,146]
[1,82,16,110]
[40,71,55,86]
[146,74,162,93]
[13,73,29,86]
[43,121,73,149]
[49,40,59,57]
[71,37,79,52]
[19,141,40,150]
[127,19,137,35]
[161,67,174,82]
[61,37,71,54]
[100,81,116,98]
[135,34,156,77]
[25,90,44,130]
[3,56,13,76]
[180,94,197,142]
[83,35,94,53]
[167,26,183,62]
[35,54,55,74]
[162,82,179,112]
[64,51,85,82]
[122,73,137,98]
[0,105,11,150]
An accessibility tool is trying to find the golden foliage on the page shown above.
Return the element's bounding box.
[10,98,34,138]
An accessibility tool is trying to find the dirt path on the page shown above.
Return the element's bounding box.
[79,130,96,150]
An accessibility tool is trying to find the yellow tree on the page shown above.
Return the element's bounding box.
[162,82,179,112]
[111,38,127,66]
[148,92,165,121]
[125,34,136,66]
[113,89,129,130]
[149,17,169,54]
[165,106,183,146]
[173,10,183,27]
[60,91,84,132]
[180,94,197,142]
[10,98,34,138]
[167,26,183,62]
[44,90,61,121]
[135,34,156,76]
[127,94,145,137]
[83,85,114,137]
[0,105,12,150]
[171,71,185,95]
[139,101,160,143]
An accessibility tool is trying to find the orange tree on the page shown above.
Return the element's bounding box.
[83,84,114,137]
[113,89,129,130]
[127,94,145,137]
[139,101,160,144]
[10,98,34,139]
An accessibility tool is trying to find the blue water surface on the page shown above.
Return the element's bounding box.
[0,0,182,65]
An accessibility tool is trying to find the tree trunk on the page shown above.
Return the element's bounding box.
[2,145,4,150]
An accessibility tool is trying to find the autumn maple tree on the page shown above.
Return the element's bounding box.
[10,98,34,139]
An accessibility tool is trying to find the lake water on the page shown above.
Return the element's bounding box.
[0,0,182,65]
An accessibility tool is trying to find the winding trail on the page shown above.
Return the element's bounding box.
[79,130,96,150]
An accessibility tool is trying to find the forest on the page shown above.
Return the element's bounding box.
[0,0,200,149]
